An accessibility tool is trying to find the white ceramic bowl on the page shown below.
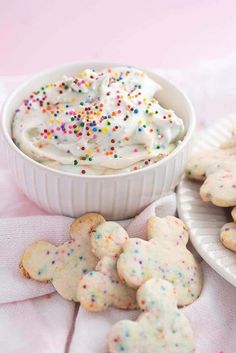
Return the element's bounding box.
[1,63,195,220]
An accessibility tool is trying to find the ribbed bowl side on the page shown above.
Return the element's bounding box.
[5,133,193,220]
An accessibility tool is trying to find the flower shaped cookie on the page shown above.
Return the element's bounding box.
[117,216,202,306]
[78,221,137,311]
[108,278,195,353]
[20,213,105,301]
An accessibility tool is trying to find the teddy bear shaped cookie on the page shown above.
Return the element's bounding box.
[186,146,236,182]
[220,207,236,252]
[186,141,236,207]
[220,222,236,252]
[108,278,195,353]
[77,221,138,311]
[199,160,236,207]
[117,216,202,306]
[20,213,105,301]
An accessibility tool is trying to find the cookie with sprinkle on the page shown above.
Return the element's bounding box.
[78,221,138,311]
[20,213,105,301]
[108,278,195,353]
[117,216,202,306]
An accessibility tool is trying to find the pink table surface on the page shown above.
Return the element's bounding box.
[1,0,236,76]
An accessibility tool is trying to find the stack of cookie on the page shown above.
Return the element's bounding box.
[20,213,202,353]
[186,137,236,253]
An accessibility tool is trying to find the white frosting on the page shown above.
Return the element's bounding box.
[12,67,185,175]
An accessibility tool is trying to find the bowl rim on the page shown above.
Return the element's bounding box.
[1,61,196,180]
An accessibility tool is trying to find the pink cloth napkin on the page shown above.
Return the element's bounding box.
[1,55,236,353]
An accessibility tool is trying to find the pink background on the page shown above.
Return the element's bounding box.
[1,0,236,75]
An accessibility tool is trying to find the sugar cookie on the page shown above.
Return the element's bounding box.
[20,213,105,301]
[108,278,195,353]
[186,147,236,181]
[220,222,236,252]
[200,163,236,207]
[117,216,202,306]
[78,221,137,311]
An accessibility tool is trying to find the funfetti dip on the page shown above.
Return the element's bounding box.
[12,67,185,175]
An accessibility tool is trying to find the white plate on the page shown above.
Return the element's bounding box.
[177,114,236,286]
